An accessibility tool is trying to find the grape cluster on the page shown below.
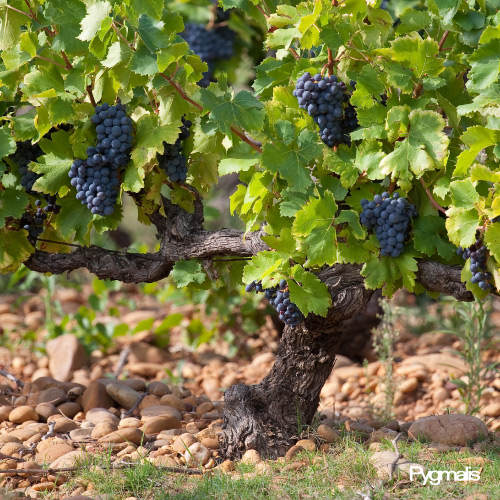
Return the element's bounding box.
[157,117,192,183]
[245,279,304,327]
[360,192,418,257]
[12,141,43,192]
[181,22,234,88]
[20,196,59,243]
[293,72,358,147]
[457,241,493,291]
[68,102,132,216]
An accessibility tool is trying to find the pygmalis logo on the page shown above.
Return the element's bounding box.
[410,465,481,485]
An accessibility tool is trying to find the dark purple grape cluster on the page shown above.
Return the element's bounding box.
[12,141,43,192]
[360,192,418,257]
[457,241,493,291]
[181,22,234,88]
[68,102,132,216]
[293,72,358,147]
[20,196,59,243]
[157,117,192,183]
[245,279,304,327]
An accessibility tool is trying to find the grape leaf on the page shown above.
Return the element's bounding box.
[200,90,264,135]
[32,152,73,197]
[468,40,500,90]
[449,179,479,209]
[288,266,330,317]
[454,126,500,177]
[0,189,28,228]
[171,260,206,287]
[484,223,500,264]
[56,195,92,242]
[445,207,480,247]
[137,15,171,52]
[413,215,455,259]
[243,251,285,287]
[262,129,321,192]
[0,229,33,274]
[78,1,112,42]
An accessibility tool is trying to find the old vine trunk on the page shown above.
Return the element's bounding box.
[221,267,373,459]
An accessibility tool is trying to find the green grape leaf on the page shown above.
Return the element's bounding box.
[32,152,73,197]
[362,251,418,296]
[102,42,133,68]
[137,15,171,52]
[78,1,112,41]
[130,114,179,169]
[262,129,321,192]
[0,125,16,159]
[243,251,285,287]
[218,158,259,176]
[0,5,26,51]
[0,189,29,228]
[449,179,479,209]
[380,109,448,190]
[0,229,33,274]
[56,195,92,242]
[468,40,500,90]
[377,35,443,79]
[445,207,480,247]
[413,215,455,259]
[130,44,159,75]
[171,260,206,287]
[336,210,365,239]
[292,191,338,266]
[288,266,330,317]
[200,90,264,135]
[484,223,500,263]
[454,126,500,177]
[262,227,297,255]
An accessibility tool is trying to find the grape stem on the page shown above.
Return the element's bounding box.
[35,55,67,69]
[256,5,269,19]
[438,30,450,51]
[86,85,97,107]
[60,51,73,70]
[420,178,447,214]
[289,48,300,60]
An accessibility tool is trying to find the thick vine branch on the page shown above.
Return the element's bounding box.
[25,220,472,302]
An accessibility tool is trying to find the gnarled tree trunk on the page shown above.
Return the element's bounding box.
[222,266,373,459]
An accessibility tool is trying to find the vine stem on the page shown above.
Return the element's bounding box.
[60,51,73,70]
[35,55,66,69]
[289,48,300,60]
[86,85,97,107]
[256,4,269,19]
[438,30,450,51]
[5,4,30,17]
[420,178,447,214]
[327,48,334,76]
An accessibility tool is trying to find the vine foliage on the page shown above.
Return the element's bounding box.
[0,0,496,319]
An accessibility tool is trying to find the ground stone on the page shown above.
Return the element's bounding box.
[316,424,341,443]
[98,428,145,446]
[370,450,426,480]
[105,384,142,410]
[36,442,74,464]
[85,408,120,426]
[140,405,182,421]
[482,402,500,417]
[57,402,81,419]
[408,415,489,447]
[296,439,316,451]
[81,382,115,413]
[9,406,39,424]
[184,442,211,467]
[91,421,118,439]
[142,416,181,434]
[172,433,198,453]
[241,449,262,464]
[46,334,87,382]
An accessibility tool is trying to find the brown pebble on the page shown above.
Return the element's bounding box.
[285,445,304,460]
[296,439,316,451]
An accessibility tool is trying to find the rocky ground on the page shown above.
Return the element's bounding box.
[0,285,499,499]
